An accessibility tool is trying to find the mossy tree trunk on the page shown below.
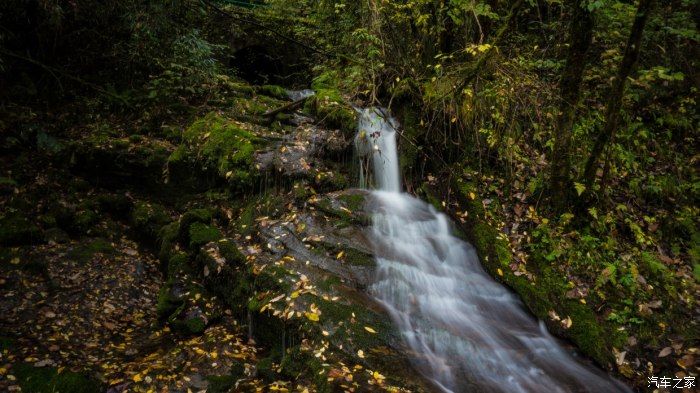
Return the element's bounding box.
[549,0,594,209]
[582,0,656,188]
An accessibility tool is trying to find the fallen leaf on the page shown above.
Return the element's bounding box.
[305,312,319,322]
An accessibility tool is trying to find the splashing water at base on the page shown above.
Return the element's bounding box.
[358,108,631,393]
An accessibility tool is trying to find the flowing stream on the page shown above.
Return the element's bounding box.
[355,108,631,393]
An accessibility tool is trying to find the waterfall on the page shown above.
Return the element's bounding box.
[357,108,630,393]
[355,108,401,193]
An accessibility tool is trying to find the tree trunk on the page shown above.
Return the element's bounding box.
[549,0,594,208]
[582,0,655,187]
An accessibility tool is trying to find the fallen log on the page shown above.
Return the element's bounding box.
[262,96,309,118]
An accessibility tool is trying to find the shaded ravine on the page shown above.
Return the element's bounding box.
[355,108,631,393]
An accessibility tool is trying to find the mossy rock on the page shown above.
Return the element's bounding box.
[158,221,180,264]
[304,71,357,138]
[177,208,213,243]
[131,201,171,242]
[188,222,222,249]
[173,112,261,190]
[95,193,133,217]
[69,134,171,186]
[259,85,289,100]
[66,238,114,264]
[13,363,102,393]
[72,209,99,234]
[156,280,181,319]
[255,357,278,382]
[0,212,41,246]
[206,364,245,393]
[170,316,207,334]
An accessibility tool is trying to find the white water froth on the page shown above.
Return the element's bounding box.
[358,108,630,393]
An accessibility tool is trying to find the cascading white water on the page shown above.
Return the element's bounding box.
[355,108,401,193]
[358,108,631,393]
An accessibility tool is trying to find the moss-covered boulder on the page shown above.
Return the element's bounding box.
[69,134,171,187]
[131,201,171,242]
[169,112,261,190]
[304,71,357,138]
[188,222,222,249]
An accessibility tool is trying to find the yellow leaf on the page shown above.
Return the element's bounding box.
[132,374,143,383]
[290,291,300,299]
[336,251,344,259]
[357,350,365,358]
[305,312,319,322]
[469,192,476,200]
[364,326,377,334]
[497,268,503,276]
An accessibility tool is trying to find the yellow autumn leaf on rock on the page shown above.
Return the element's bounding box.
[364,326,377,334]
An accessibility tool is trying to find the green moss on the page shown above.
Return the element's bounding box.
[184,317,206,334]
[158,221,180,263]
[304,71,357,138]
[0,212,41,246]
[217,239,246,265]
[66,238,114,264]
[255,357,278,382]
[234,202,256,237]
[95,194,133,217]
[176,112,260,189]
[337,192,365,212]
[207,361,245,392]
[73,209,99,234]
[156,279,182,319]
[260,85,288,100]
[176,208,213,243]
[279,345,327,391]
[167,252,190,277]
[13,363,102,393]
[188,222,222,249]
[131,202,171,241]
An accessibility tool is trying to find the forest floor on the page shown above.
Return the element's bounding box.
[0,82,432,393]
